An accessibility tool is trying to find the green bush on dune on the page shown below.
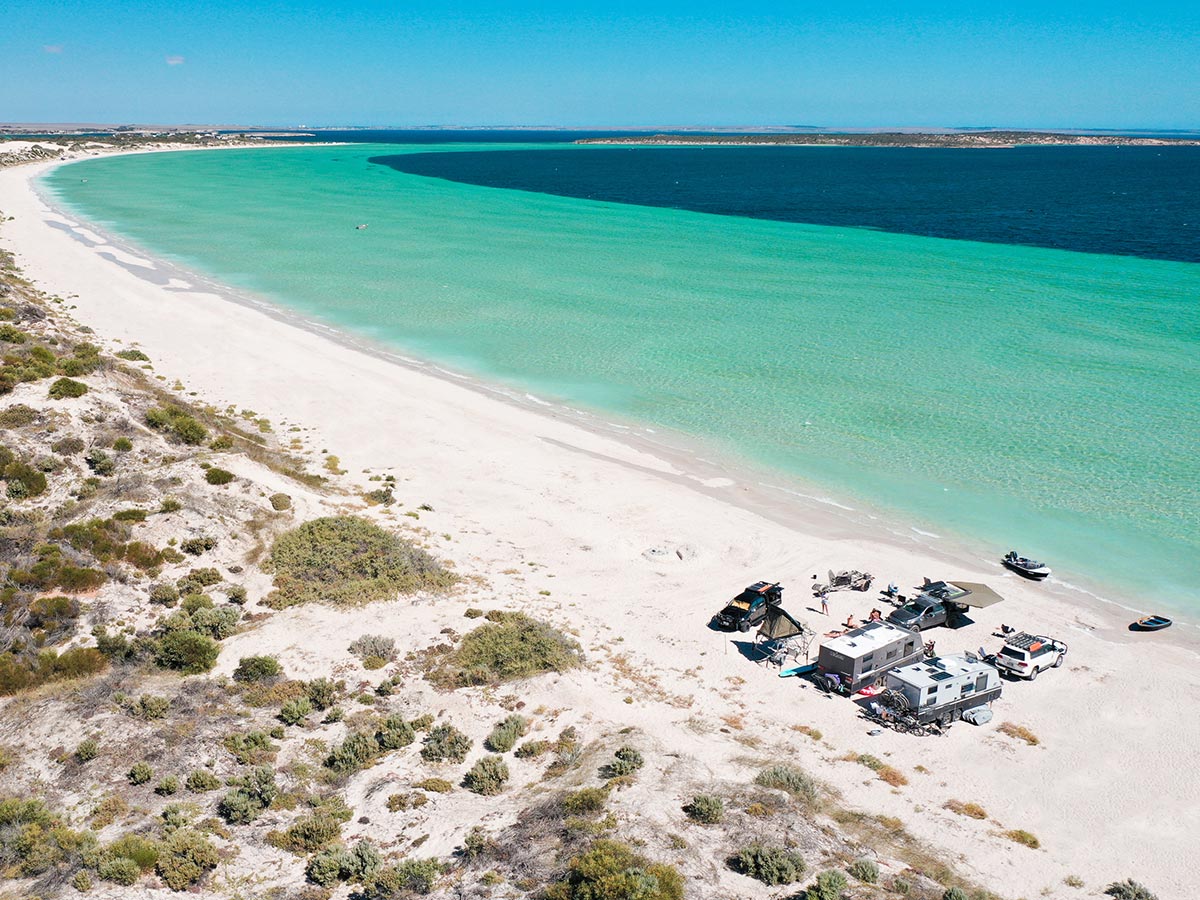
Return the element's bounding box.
[429,612,581,687]
[48,376,88,399]
[265,516,456,608]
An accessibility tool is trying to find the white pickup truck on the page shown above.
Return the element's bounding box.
[994,632,1068,680]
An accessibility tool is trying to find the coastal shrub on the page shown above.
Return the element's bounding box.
[115,348,150,362]
[421,722,472,763]
[515,739,552,759]
[59,342,103,376]
[180,535,216,555]
[224,730,276,765]
[414,777,454,793]
[306,677,339,710]
[997,722,1040,746]
[75,738,99,762]
[98,856,141,885]
[146,405,208,445]
[562,787,609,815]
[305,841,382,887]
[432,612,581,687]
[1104,881,1158,900]
[1004,829,1040,849]
[266,516,457,609]
[377,715,416,750]
[754,763,818,804]
[128,761,154,785]
[133,694,171,719]
[306,846,350,886]
[218,766,277,824]
[3,459,47,498]
[349,634,396,667]
[944,799,987,819]
[460,826,496,862]
[732,844,806,885]
[0,324,27,343]
[269,492,292,510]
[155,777,179,796]
[85,447,114,475]
[807,870,849,900]
[186,770,220,792]
[603,746,644,778]
[361,858,442,897]
[485,714,528,752]
[279,696,313,725]
[155,630,220,673]
[683,794,724,824]
[52,435,86,455]
[849,858,879,883]
[546,839,683,900]
[463,755,509,795]
[48,376,88,399]
[0,405,38,428]
[205,467,235,485]
[210,434,234,450]
[156,828,219,890]
[270,803,349,853]
[113,436,133,452]
[233,655,282,682]
[942,889,969,900]
[326,730,380,774]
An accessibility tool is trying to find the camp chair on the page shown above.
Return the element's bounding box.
[753,607,811,667]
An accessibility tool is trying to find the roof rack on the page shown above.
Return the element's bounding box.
[1004,632,1050,650]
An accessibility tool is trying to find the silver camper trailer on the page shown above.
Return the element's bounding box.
[815,621,923,695]
[879,654,1002,727]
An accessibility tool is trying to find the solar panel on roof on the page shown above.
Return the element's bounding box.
[930,671,954,682]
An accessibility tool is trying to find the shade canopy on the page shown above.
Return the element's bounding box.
[949,582,1005,608]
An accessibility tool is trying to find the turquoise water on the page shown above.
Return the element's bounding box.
[43,145,1200,607]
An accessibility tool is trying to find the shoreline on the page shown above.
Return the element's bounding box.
[32,146,1194,631]
[3,147,1199,898]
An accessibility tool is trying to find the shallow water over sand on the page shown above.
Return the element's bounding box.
[44,144,1200,608]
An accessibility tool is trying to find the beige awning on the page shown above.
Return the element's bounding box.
[949,582,1005,608]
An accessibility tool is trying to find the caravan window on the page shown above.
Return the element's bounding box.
[861,654,874,671]
[904,641,916,654]
[886,648,898,660]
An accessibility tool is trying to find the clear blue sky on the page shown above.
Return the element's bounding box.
[3,1,1198,128]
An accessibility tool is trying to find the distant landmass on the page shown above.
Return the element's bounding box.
[577,131,1200,147]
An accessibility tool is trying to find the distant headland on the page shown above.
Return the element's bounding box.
[576,131,1200,148]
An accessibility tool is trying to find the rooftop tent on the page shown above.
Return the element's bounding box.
[948,582,1005,608]
[757,606,806,640]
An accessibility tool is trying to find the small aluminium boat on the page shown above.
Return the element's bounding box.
[1002,550,1051,580]
[1133,615,1172,632]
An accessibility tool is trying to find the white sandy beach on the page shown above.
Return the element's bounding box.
[1,148,1197,899]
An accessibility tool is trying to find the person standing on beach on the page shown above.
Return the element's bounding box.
[820,595,829,615]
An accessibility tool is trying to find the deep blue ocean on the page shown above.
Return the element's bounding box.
[374,144,1200,262]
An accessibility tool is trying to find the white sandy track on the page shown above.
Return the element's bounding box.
[1,150,1197,900]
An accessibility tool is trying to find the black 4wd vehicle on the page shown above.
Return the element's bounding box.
[710,582,783,632]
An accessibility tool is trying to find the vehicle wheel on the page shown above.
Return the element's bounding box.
[1053,653,1064,668]
[938,712,953,728]
[1028,666,1039,681]
[952,707,963,722]
[737,620,750,633]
